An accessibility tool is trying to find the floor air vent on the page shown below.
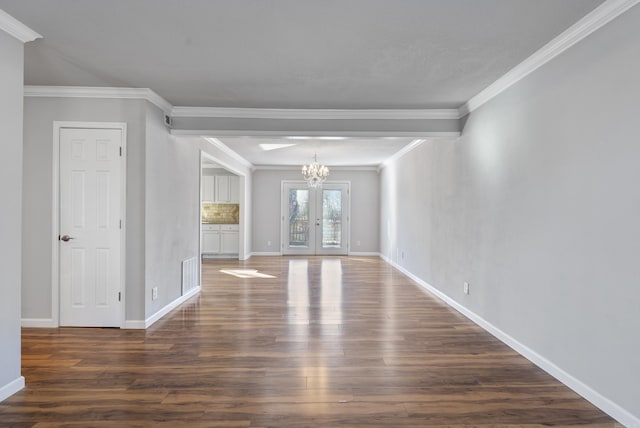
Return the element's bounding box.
[181,257,198,295]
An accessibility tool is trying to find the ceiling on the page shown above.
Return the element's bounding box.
[1,0,605,166]
[213,136,417,167]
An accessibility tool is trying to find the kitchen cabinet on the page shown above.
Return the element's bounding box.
[201,224,239,255]
[220,225,240,253]
[202,176,215,203]
[201,224,220,253]
[216,176,230,202]
[202,175,240,203]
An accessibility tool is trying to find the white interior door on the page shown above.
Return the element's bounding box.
[59,127,123,327]
[282,182,349,256]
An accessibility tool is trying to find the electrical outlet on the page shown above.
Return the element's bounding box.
[356,240,361,246]
[267,241,271,247]
[463,282,470,295]
[401,251,405,260]
[152,287,158,300]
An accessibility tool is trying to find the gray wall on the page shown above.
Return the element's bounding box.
[22,97,147,321]
[144,103,200,318]
[252,169,379,254]
[22,98,253,323]
[380,6,640,420]
[0,29,25,397]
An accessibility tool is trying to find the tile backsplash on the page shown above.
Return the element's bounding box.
[202,203,239,224]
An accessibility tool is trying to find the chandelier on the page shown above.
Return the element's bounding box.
[301,153,329,188]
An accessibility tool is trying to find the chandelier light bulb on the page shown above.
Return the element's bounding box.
[301,153,329,188]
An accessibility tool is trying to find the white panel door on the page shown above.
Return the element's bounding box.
[59,128,122,327]
[282,182,349,256]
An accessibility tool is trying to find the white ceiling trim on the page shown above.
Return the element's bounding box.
[172,106,460,120]
[23,85,173,113]
[458,0,640,117]
[253,165,379,171]
[172,130,461,138]
[0,9,41,43]
[380,139,427,170]
[379,135,460,171]
[203,137,254,169]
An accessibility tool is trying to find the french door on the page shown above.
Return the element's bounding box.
[282,182,350,255]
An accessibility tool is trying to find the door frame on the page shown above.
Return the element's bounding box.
[51,121,127,328]
[199,150,248,260]
[280,180,351,256]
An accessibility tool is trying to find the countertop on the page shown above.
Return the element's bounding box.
[202,222,239,225]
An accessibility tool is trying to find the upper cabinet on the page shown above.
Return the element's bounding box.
[202,175,215,203]
[216,175,230,202]
[202,175,240,203]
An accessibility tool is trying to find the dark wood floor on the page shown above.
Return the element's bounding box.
[1,256,618,427]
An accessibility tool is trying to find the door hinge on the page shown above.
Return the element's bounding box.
[119,219,122,229]
[118,292,121,302]
[119,147,123,156]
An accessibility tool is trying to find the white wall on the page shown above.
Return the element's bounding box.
[252,169,379,254]
[0,28,25,400]
[380,6,640,423]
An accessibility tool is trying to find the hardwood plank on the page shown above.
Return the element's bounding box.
[0,256,619,427]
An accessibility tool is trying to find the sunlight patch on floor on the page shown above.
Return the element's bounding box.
[219,269,276,279]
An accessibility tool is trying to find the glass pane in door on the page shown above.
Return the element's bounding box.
[288,189,310,247]
[322,189,342,248]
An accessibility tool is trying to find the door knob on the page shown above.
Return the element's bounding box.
[60,235,75,242]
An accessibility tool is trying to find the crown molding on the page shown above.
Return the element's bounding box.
[172,106,460,120]
[172,129,461,138]
[23,85,173,113]
[203,137,253,169]
[380,134,460,171]
[380,139,426,170]
[0,9,41,43]
[458,0,640,117]
[253,165,379,171]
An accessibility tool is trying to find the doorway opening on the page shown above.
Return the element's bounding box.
[199,152,243,261]
[281,181,350,256]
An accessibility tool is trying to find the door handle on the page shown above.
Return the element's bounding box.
[59,235,75,242]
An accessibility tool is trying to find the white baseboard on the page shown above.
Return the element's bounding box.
[348,251,381,256]
[381,256,639,427]
[0,376,25,402]
[249,252,281,256]
[128,286,201,329]
[21,318,56,328]
[202,254,238,259]
[122,320,146,329]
